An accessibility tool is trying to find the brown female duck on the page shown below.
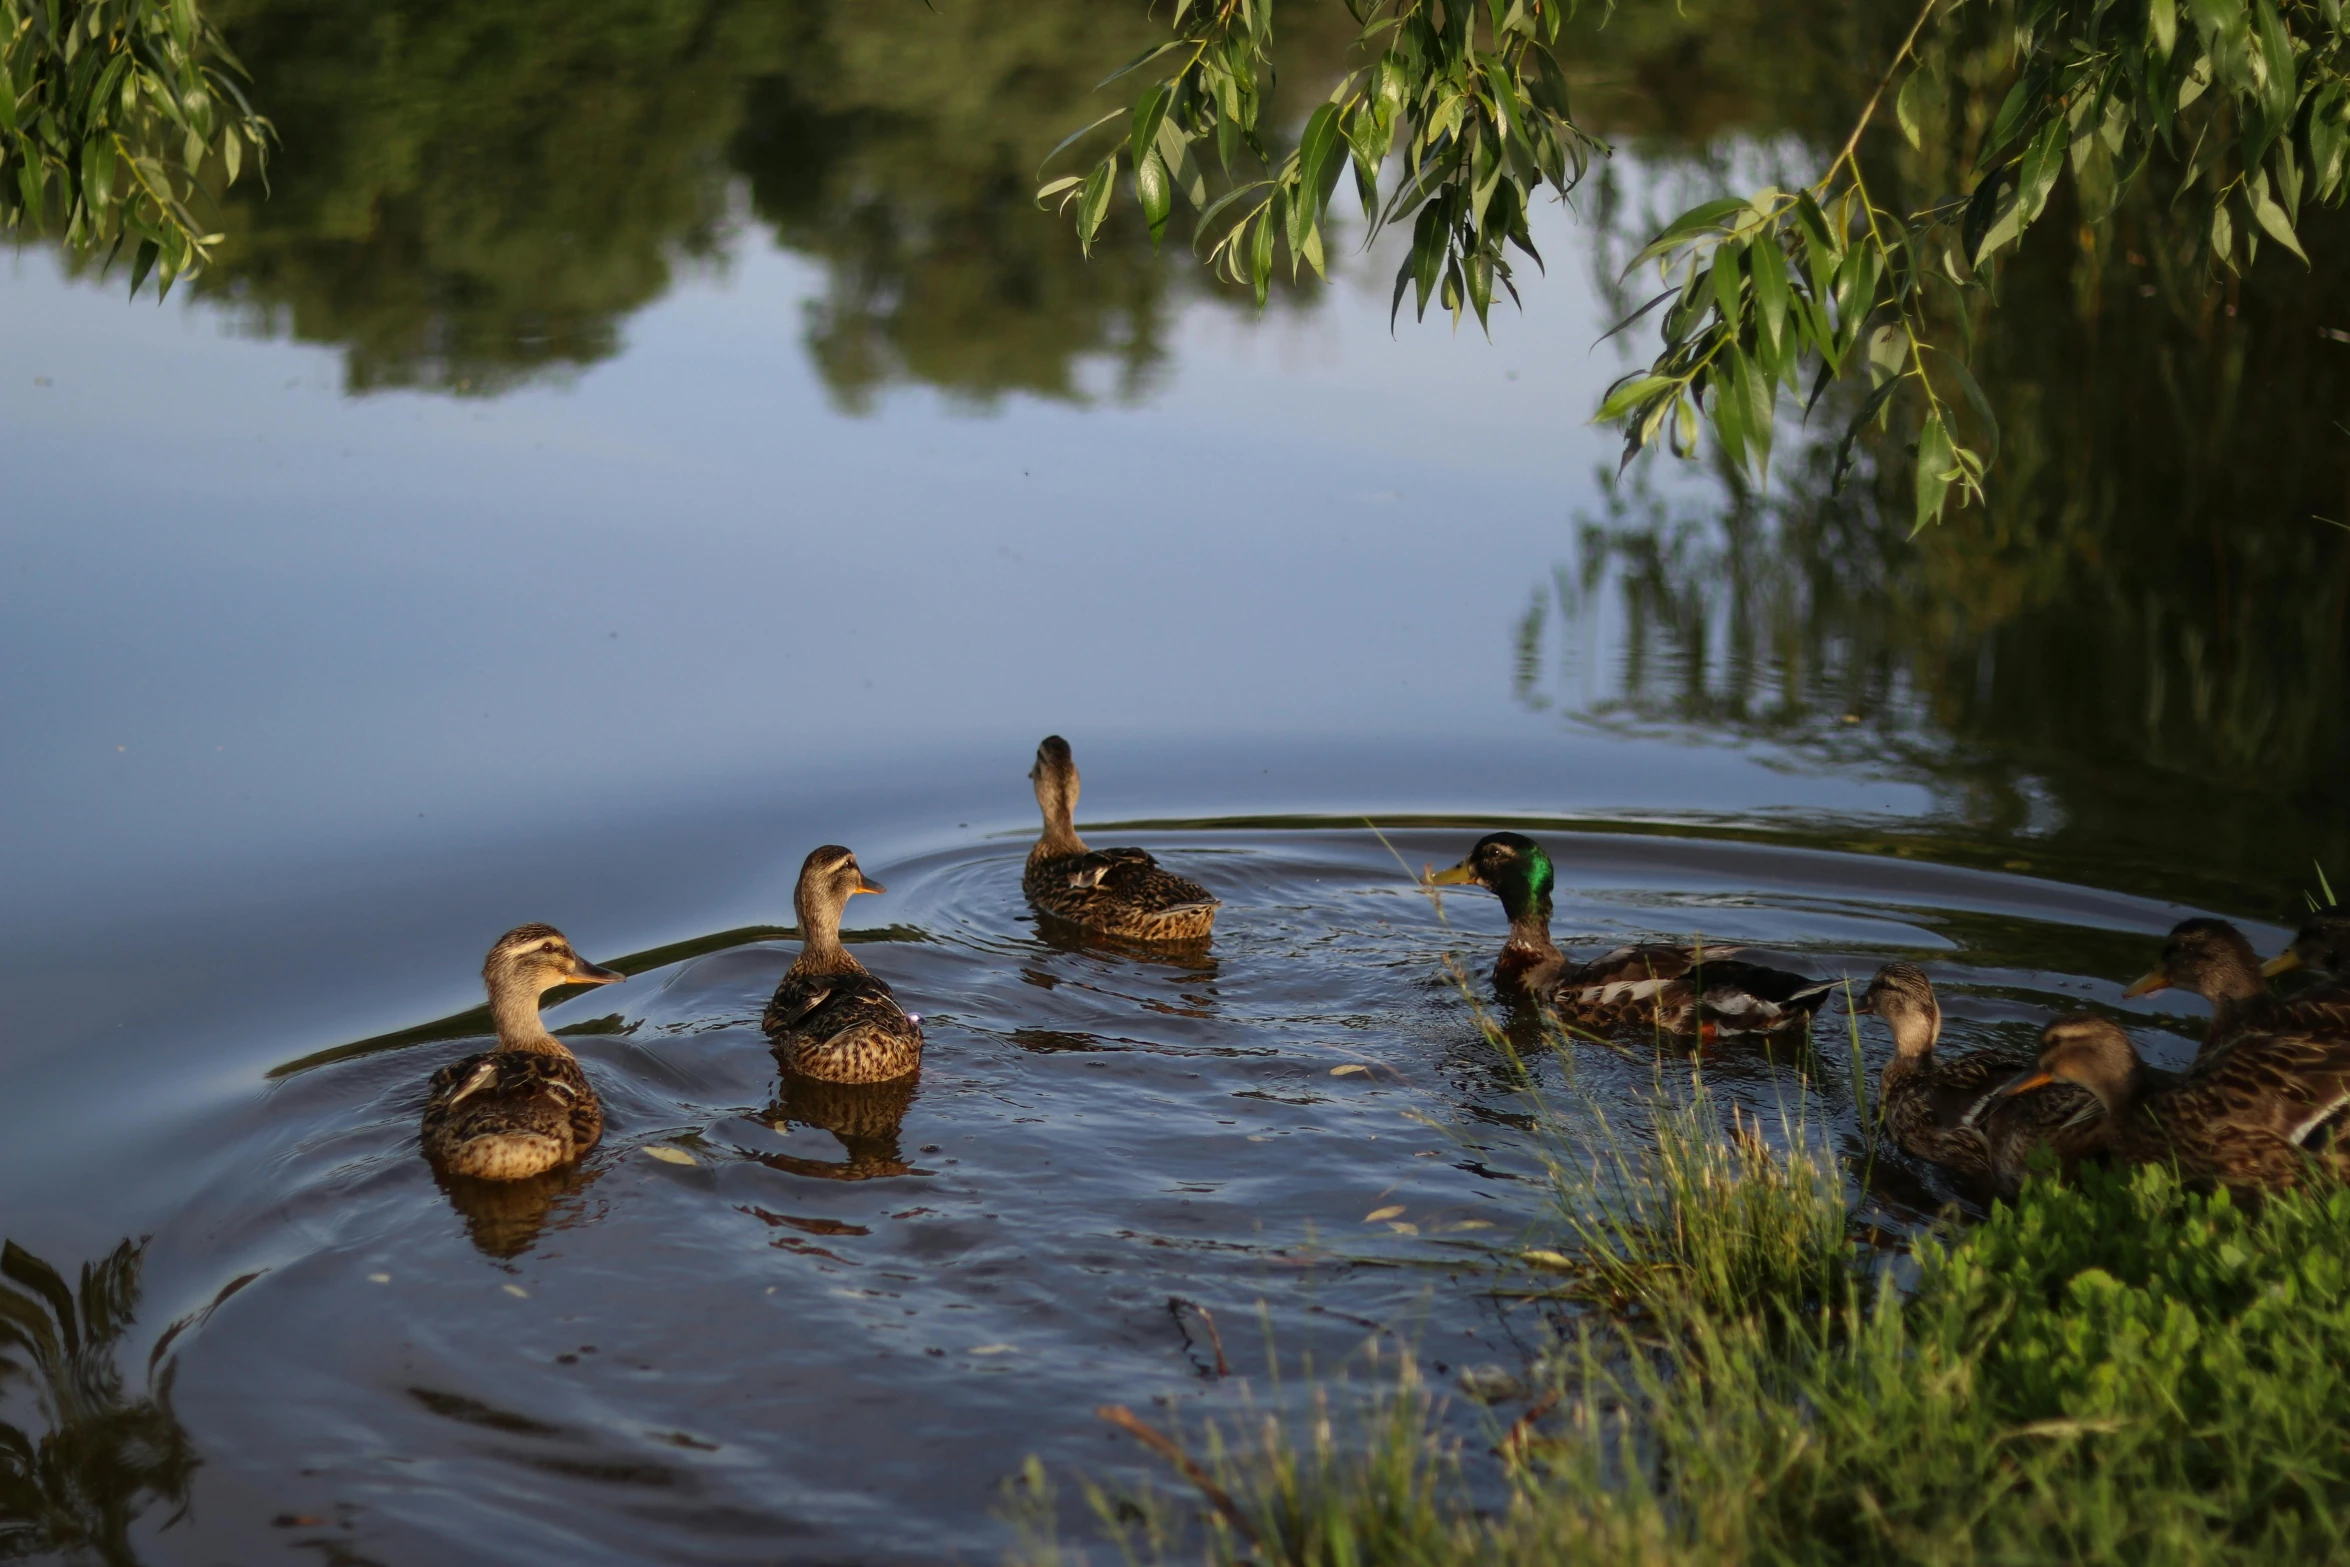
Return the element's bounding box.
[1427,832,1833,1037]
[2264,906,2350,996]
[1859,962,2101,1196]
[2002,1007,2350,1194]
[1022,735,1218,943]
[2121,917,2272,1070]
[764,845,923,1083]
[422,925,625,1181]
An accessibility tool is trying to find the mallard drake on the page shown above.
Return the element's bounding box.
[1022,735,1218,943]
[2002,1008,2350,1193]
[2122,917,2274,1068]
[422,925,625,1181]
[1427,832,1833,1037]
[764,845,923,1083]
[2264,906,2350,993]
[1859,962,2101,1196]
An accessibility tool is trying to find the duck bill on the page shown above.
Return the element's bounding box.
[1997,1069,2056,1098]
[2261,950,2304,979]
[1426,862,1478,887]
[853,874,886,897]
[2120,968,2171,999]
[565,961,626,987]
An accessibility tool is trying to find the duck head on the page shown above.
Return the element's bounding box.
[2264,907,2350,981]
[2000,1014,2142,1117]
[482,925,624,1045]
[795,844,884,952]
[2123,918,2266,1005]
[1856,961,1940,1058]
[1428,832,1555,931]
[483,924,625,994]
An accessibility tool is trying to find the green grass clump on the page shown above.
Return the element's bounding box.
[1035,1129,2350,1566]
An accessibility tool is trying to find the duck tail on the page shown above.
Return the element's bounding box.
[441,1132,568,1182]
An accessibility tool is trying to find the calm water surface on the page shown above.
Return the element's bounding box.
[3,3,2345,1560]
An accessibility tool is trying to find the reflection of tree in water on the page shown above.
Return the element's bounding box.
[1534,193,2350,909]
[190,0,1302,404]
[0,1239,205,1566]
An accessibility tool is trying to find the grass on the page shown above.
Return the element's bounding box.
[1019,1051,2350,1565]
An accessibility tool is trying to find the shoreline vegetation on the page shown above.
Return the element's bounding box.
[1021,995,2350,1565]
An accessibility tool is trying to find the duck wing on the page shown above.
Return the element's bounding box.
[766,970,923,1084]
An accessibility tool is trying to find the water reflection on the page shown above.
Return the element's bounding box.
[1532,196,2350,914]
[436,1166,599,1260]
[0,1240,203,1565]
[753,1073,921,1181]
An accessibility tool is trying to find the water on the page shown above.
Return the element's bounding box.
[3,2,2346,1560]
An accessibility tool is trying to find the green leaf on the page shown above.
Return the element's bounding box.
[1155,116,1207,208]
[1626,197,1750,274]
[1895,71,1927,151]
[1938,350,2002,470]
[1294,102,1343,230]
[1710,239,1745,338]
[1038,107,1125,177]
[2148,0,2178,57]
[1597,373,1680,424]
[1137,147,1172,243]
[1748,234,1791,358]
[1129,82,1173,179]
[1914,412,1957,532]
[1833,373,1903,491]
[1077,154,1116,256]
[2247,170,2307,262]
[128,235,158,298]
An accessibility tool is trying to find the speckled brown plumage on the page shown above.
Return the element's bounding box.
[421,925,625,1181]
[1430,833,1832,1039]
[764,845,923,1084]
[2015,1007,2350,1194]
[1022,736,1217,943]
[1861,963,2103,1196]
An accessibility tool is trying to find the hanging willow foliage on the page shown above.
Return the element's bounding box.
[1,0,275,297]
[1045,0,2350,532]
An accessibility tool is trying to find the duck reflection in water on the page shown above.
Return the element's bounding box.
[434,1164,602,1260]
[0,1238,205,1564]
[751,1073,923,1181]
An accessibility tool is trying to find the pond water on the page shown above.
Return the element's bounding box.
[2,3,2346,1561]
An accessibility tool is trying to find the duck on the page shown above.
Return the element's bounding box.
[2121,917,2277,1069]
[1858,962,2102,1196]
[422,925,626,1181]
[1426,832,1833,1037]
[2001,1007,2350,1194]
[2264,905,2350,995]
[763,845,923,1083]
[1022,735,1218,943]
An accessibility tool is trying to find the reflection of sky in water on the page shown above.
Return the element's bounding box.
[0,201,1936,1243]
[0,202,1926,920]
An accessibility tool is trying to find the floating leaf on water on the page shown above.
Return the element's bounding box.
[367,1272,392,1283]
[1364,1205,1406,1222]
[643,1146,698,1165]
[1520,1248,1574,1270]
[969,1343,1018,1356]
[1450,1220,1495,1232]
[502,1284,530,1299]
[1330,1064,1371,1076]
[1387,1221,1420,1235]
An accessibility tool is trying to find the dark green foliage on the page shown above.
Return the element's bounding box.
[1042,1136,2350,1564]
[0,1239,201,1566]
[0,0,272,296]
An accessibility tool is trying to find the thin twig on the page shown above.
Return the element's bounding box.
[1496,1387,1563,1458]
[1822,0,1944,186]
[1168,1295,1231,1376]
[1095,1404,1263,1549]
